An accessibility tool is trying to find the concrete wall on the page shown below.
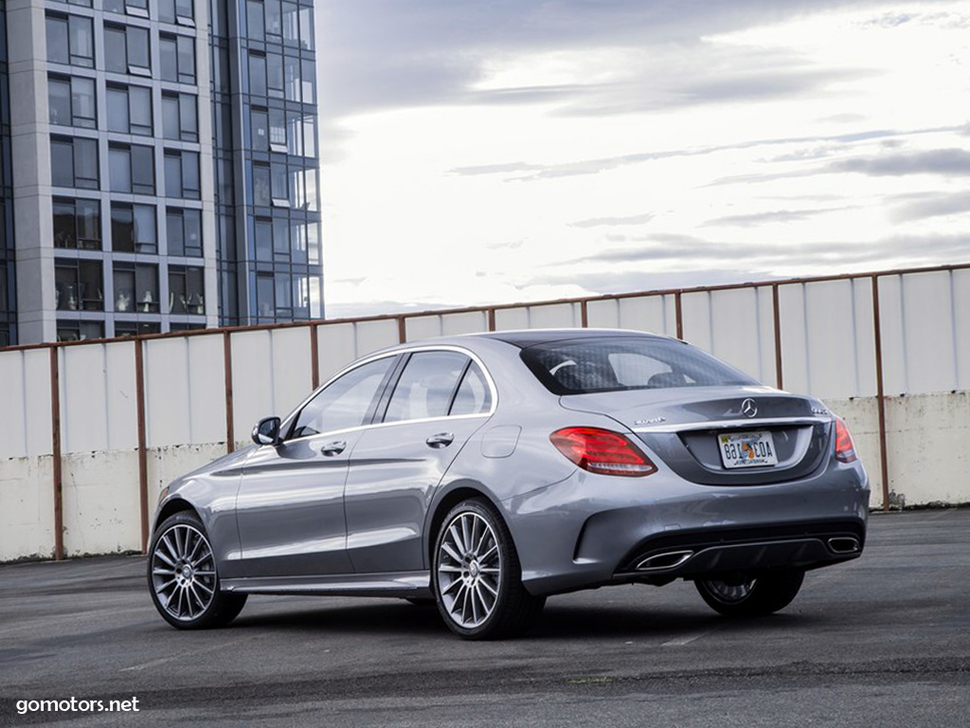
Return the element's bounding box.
[2,265,969,561]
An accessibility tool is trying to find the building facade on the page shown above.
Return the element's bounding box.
[1,0,321,345]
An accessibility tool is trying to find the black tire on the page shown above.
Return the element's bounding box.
[433,498,545,640]
[695,569,805,617]
[147,512,247,630]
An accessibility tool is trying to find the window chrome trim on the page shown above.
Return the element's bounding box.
[279,345,498,445]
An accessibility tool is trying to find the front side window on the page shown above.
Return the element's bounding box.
[290,357,396,439]
[521,337,758,395]
[383,351,469,424]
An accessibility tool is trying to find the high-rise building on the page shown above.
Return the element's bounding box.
[1,0,322,345]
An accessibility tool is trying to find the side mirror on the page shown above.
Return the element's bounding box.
[252,416,282,446]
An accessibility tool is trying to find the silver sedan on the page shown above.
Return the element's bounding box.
[147,329,869,639]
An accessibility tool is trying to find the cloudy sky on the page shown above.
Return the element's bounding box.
[316,0,970,318]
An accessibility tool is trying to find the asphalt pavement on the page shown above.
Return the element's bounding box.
[1,509,969,727]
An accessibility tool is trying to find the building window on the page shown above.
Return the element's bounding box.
[103,23,151,76]
[159,0,195,25]
[161,92,198,142]
[103,0,149,18]
[54,258,103,311]
[50,136,98,189]
[109,144,155,195]
[56,320,104,342]
[247,1,264,39]
[248,52,267,96]
[115,320,160,336]
[46,14,94,68]
[113,262,158,313]
[251,163,270,206]
[159,33,195,84]
[0,262,8,312]
[166,208,202,257]
[111,203,156,253]
[170,323,205,332]
[251,107,269,151]
[169,265,204,314]
[106,84,152,135]
[48,75,96,129]
[164,150,200,199]
[53,197,101,250]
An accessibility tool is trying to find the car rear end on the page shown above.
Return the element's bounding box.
[503,332,869,596]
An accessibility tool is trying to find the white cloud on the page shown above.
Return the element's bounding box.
[318,1,970,317]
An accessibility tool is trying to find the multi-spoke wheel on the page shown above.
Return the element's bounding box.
[147,512,246,629]
[695,569,805,617]
[433,498,544,639]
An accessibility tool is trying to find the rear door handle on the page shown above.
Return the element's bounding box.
[320,441,347,456]
[426,432,455,449]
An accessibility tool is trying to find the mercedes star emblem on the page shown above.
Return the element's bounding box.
[741,398,758,418]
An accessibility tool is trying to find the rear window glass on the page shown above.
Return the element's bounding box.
[520,337,757,394]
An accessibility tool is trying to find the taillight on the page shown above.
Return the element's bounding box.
[834,418,857,463]
[550,427,658,477]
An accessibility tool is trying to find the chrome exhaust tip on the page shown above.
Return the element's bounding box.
[636,550,694,571]
[827,537,861,554]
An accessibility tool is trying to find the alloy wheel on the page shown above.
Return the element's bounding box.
[150,523,217,622]
[436,511,502,629]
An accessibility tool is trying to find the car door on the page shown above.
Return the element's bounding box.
[344,350,495,573]
[234,355,398,578]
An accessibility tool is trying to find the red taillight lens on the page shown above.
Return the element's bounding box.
[834,418,857,463]
[550,427,658,477]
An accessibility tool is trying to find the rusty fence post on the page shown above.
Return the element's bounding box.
[49,347,64,561]
[871,276,891,511]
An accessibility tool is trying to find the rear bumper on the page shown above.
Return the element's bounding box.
[502,458,869,596]
[611,519,864,582]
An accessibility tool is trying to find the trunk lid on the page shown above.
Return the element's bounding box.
[559,386,833,486]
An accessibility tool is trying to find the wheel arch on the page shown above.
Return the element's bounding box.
[425,483,511,569]
[152,497,198,536]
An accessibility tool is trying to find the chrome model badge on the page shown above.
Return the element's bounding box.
[741,398,758,418]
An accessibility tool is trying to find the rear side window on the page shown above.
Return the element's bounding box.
[521,337,757,395]
[384,351,468,423]
[450,362,492,416]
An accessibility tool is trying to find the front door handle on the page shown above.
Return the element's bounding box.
[320,441,347,456]
[426,432,455,449]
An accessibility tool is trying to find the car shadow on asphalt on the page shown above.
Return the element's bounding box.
[226,598,825,640]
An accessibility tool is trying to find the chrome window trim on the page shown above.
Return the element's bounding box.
[278,345,498,445]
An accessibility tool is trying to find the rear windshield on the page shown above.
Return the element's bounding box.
[520,336,758,395]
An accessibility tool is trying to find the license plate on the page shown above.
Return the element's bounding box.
[718,430,778,469]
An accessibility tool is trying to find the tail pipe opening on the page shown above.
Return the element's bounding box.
[827,536,861,555]
[636,550,694,571]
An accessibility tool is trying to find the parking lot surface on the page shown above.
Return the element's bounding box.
[1,509,969,727]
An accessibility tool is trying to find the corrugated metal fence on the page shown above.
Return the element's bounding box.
[2,263,969,561]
